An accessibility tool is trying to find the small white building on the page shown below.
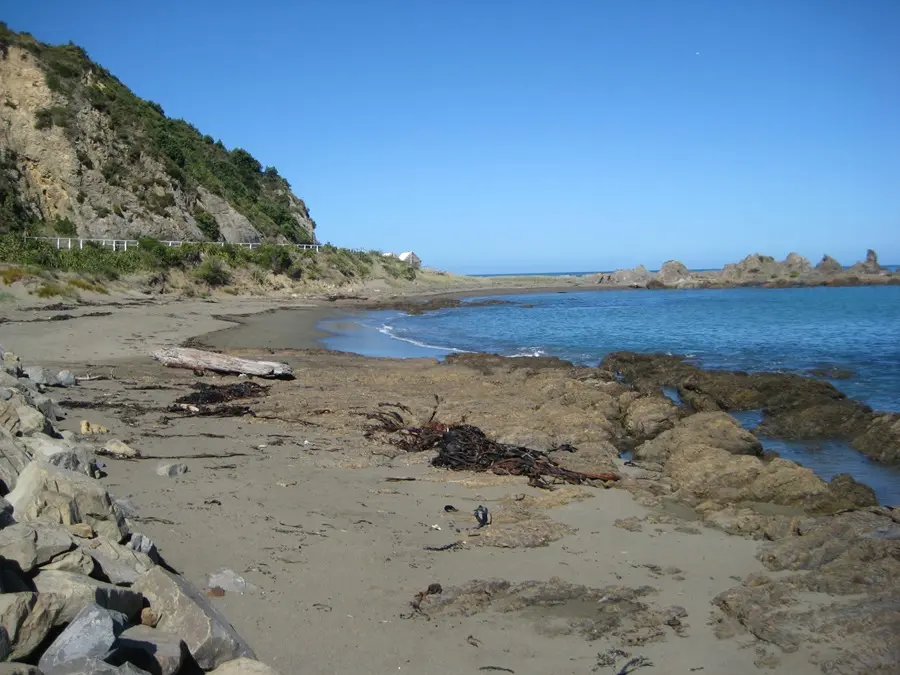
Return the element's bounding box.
[398,251,422,268]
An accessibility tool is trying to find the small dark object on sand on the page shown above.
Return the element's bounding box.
[167,403,255,417]
[364,403,620,489]
[474,505,491,528]
[479,668,515,673]
[444,504,458,512]
[175,381,269,405]
[617,657,653,674]
[424,542,463,552]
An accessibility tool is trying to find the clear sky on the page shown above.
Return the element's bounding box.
[5,1,899,273]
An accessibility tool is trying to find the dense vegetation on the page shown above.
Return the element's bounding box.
[0,23,314,243]
[0,235,416,286]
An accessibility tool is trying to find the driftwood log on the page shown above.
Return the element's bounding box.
[151,347,294,379]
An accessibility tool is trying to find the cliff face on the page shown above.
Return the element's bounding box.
[0,25,316,243]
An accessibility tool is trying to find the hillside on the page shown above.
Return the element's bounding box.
[0,23,316,244]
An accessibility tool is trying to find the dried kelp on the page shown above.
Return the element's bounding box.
[365,402,619,489]
[174,381,269,405]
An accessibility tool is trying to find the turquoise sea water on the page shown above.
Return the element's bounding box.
[320,286,900,504]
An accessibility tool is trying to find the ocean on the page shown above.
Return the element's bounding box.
[319,285,900,504]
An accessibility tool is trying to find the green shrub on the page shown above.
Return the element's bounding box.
[195,257,231,286]
[52,216,77,236]
[194,209,221,241]
[33,106,71,130]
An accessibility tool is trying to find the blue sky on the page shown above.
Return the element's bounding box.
[6,1,899,273]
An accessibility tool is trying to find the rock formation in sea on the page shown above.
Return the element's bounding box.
[815,254,843,274]
[590,249,895,290]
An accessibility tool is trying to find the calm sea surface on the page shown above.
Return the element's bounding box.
[320,286,900,503]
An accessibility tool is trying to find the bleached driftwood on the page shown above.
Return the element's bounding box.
[151,347,294,379]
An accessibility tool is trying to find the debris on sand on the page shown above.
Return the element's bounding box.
[166,403,256,418]
[152,346,294,379]
[175,381,269,405]
[364,401,619,489]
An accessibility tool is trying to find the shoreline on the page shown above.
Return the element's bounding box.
[2,294,897,673]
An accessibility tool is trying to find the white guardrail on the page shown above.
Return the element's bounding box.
[22,236,321,252]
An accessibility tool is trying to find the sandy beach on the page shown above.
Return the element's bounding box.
[2,291,893,675]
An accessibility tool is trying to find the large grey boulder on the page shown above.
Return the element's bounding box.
[0,592,65,660]
[39,603,129,672]
[30,394,64,422]
[44,659,150,675]
[21,436,99,478]
[0,664,43,674]
[0,496,13,527]
[0,429,31,494]
[15,406,52,437]
[42,547,97,576]
[57,371,77,388]
[132,567,255,670]
[32,570,143,624]
[0,523,75,573]
[0,625,9,661]
[23,367,60,387]
[111,625,189,675]
[8,463,129,542]
[88,538,155,586]
[1,351,23,378]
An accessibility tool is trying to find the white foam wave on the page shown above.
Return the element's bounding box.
[509,348,547,358]
[376,325,473,354]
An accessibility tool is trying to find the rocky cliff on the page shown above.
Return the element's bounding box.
[0,24,316,244]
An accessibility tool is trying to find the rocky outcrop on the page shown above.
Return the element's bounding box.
[0,348,280,674]
[654,260,691,285]
[590,250,894,290]
[602,351,900,464]
[610,265,651,287]
[713,507,900,673]
[816,254,843,274]
[633,412,762,464]
[848,248,886,275]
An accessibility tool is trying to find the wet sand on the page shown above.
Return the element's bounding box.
[1,296,825,674]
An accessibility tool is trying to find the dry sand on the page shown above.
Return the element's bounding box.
[1,295,822,675]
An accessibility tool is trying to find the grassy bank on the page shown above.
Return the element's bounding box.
[0,234,418,299]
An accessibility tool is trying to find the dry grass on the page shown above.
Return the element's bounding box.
[1,266,32,285]
[67,277,109,294]
[33,282,78,299]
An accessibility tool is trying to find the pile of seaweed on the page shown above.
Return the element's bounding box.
[364,402,619,489]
